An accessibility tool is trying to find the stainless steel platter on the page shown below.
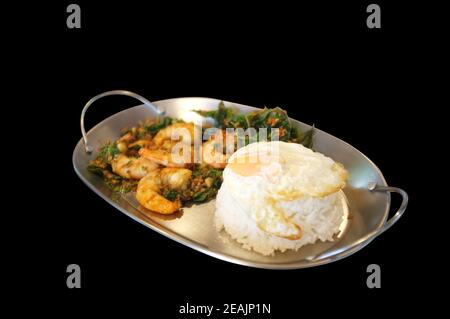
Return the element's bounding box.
[73,90,408,269]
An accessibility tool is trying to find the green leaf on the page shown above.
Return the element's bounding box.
[164,189,179,201]
[213,178,223,188]
[120,128,132,136]
[192,169,203,177]
[249,107,270,127]
[206,169,223,178]
[97,142,119,163]
[108,143,119,157]
[216,101,227,127]
[87,165,104,177]
[194,103,314,146]
[290,126,299,139]
[195,102,242,128]
[193,109,218,118]
[193,188,215,203]
[298,126,315,149]
[227,114,248,129]
[144,117,173,134]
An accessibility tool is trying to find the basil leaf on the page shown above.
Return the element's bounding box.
[87,165,104,177]
[144,117,173,134]
[164,189,179,201]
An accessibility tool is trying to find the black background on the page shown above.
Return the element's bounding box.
[9,0,434,316]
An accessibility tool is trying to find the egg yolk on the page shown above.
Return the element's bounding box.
[228,154,272,176]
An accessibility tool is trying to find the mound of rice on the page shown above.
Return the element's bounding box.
[215,183,345,256]
[214,141,347,256]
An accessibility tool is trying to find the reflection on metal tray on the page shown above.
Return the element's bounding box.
[73,90,408,269]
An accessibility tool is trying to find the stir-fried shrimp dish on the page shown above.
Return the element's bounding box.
[88,102,314,214]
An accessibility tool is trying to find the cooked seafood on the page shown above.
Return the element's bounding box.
[136,168,192,214]
[153,122,195,147]
[202,139,228,169]
[111,154,158,179]
[128,139,153,150]
[139,146,193,168]
[87,103,315,214]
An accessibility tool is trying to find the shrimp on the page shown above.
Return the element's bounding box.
[136,168,192,214]
[201,129,231,169]
[159,139,180,152]
[114,131,151,153]
[139,146,193,168]
[111,154,159,179]
[128,139,152,149]
[153,122,195,147]
[202,139,228,168]
[115,132,137,152]
[117,132,135,144]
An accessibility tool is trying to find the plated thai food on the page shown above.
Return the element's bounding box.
[87,102,350,255]
[74,93,408,268]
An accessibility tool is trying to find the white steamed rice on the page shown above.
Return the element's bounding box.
[214,181,346,256]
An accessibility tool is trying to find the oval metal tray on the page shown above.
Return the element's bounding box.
[73,91,408,269]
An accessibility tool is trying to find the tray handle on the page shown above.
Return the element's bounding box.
[81,90,164,154]
[312,183,408,261]
[367,182,408,235]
